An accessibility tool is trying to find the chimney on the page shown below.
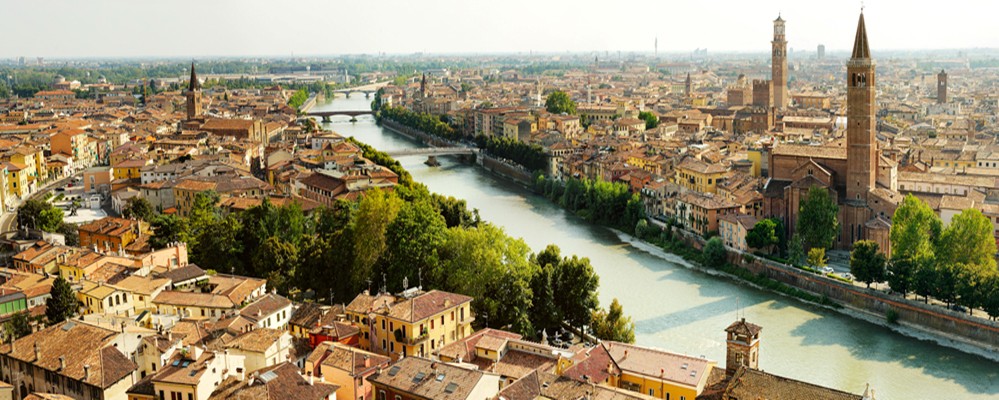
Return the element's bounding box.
[364,355,371,368]
[83,365,91,382]
[9,336,14,354]
[308,371,315,386]
[59,356,66,371]
[33,343,40,361]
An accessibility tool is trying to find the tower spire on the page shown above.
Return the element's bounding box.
[851,12,871,59]
[188,62,200,91]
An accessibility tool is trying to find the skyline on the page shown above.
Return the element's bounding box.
[3,0,999,59]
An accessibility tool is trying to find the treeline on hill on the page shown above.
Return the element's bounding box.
[287,89,309,110]
[533,174,644,231]
[378,105,548,172]
[126,141,635,342]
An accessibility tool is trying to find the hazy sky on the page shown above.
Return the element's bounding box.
[4,0,997,58]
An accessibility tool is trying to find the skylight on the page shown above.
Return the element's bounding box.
[412,372,426,383]
[387,366,401,377]
[444,382,459,393]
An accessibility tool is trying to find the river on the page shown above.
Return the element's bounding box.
[313,96,999,399]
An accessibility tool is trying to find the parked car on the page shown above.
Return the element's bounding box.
[950,304,967,313]
[839,272,854,280]
[820,266,835,274]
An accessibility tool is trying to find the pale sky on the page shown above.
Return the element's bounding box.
[4,0,997,58]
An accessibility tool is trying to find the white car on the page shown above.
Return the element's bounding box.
[839,272,854,280]
[820,267,835,274]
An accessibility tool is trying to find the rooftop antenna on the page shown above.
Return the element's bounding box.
[418,267,423,289]
[366,278,372,293]
[382,272,387,293]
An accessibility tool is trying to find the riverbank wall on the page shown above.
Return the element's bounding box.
[668,226,999,360]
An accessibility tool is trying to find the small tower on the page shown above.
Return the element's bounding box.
[937,69,947,104]
[420,73,427,99]
[185,62,203,121]
[684,73,692,97]
[724,318,762,376]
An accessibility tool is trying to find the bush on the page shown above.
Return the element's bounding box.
[886,307,900,324]
[703,237,727,268]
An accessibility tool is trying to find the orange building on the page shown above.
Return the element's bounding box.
[78,216,142,253]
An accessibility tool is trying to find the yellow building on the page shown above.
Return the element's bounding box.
[7,146,46,184]
[345,289,474,361]
[603,341,717,400]
[674,157,727,194]
[113,158,150,180]
[746,149,763,177]
[79,280,134,316]
[3,162,30,199]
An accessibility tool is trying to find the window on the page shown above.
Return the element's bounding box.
[378,390,386,400]
[649,389,655,396]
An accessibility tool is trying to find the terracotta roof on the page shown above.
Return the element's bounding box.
[239,294,291,323]
[153,291,236,309]
[77,216,139,237]
[368,356,489,400]
[603,341,714,389]
[309,341,390,377]
[156,264,207,284]
[0,320,137,389]
[436,328,522,362]
[208,362,338,400]
[496,370,655,400]
[722,366,863,400]
[224,328,286,353]
[724,318,762,337]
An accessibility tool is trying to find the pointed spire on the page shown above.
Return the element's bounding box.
[851,12,871,59]
[188,62,201,91]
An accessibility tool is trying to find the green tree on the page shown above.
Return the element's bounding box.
[937,208,997,269]
[46,277,78,324]
[890,194,941,266]
[887,257,917,296]
[703,237,726,268]
[983,273,999,320]
[746,218,780,254]
[955,262,992,315]
[58,223,79,247]
[16,199,51,230]
[797,187,839,250]
[591,298,635,343]
[149,214,188,249]
[807,247,827,269]
[352,189,403,287]
[545,90,577,115]
[552,253,600,328]
[3,311,32,340]
[384,199,448,292]
[850,240,886,288]
[787,234,805,266]
[638,111,659,129]
[37,207,65,232]
[912,260,938,304]
[529,264,560,333]
[122,197,155,221]
[255,236,299,295]
[192,213,243,275]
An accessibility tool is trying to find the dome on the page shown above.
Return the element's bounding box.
[54,75,66,83]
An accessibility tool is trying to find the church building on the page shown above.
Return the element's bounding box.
[763,13,901,253]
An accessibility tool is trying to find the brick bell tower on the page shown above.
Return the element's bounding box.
[725,318,762,376]
[186,62,203,121]
[771,15,788,111]
[846,12,876,205]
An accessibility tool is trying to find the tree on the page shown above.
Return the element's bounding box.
[890,194,941,265]
[552,254,600,328]
[3,311,32,340]
[850,240,886,288]
[545,90,576,115]
[746,218,780,254]
[16,199,50,230]
[46,277,78,324]
[351,189,403,287]
[797,187,839,250]
[983,273,999,320]
[638,111,659,130]
[149,214,187,249]
[192,213,243,275]
[936,208,997,269]
[787,234,805,266]
[38,207,64,232]
[955,263,992,315]
[912,260,937,304]
[255,236,298,295]
[122,197,155,221]
[383,199,448,293]
[529,264,560,333]
[703,237,726,268]
[807,247,827,269]
[58,223,79,246]
[591,299,635,343]
[887,257,916,296]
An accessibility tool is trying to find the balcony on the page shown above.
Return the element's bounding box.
[395,328,430,345]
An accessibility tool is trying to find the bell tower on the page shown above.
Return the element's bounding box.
[771,15,788,111]
[846,12,877,204]
[186,62,203,121]
[937,69,947,104]
[725,318,762,376]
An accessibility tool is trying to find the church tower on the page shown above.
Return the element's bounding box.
[846,12,877,204]
[186,62,203,121]
[937,69,947,104]
[725,318,762,376]
[771,15,788,111]
[684,72,692,98]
